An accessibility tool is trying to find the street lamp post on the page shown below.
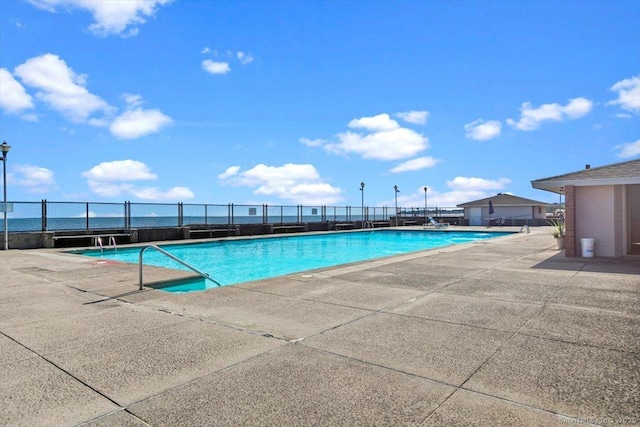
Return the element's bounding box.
[394,185,399,226]
[423,186,428,226]
[360,182,365,228]
[1,141,11,251]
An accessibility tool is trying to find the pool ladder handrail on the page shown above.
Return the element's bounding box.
[109,236,117,253]
[95,236,118,254]
[363,220,373,230]
[95,236,104,253]
[138,244,221,290]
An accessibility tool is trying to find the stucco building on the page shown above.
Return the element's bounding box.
[457,193,549,227]
[531,159,640,257]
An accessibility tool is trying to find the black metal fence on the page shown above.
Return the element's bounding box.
[1,200,463,232]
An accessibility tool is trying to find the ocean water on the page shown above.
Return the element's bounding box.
[1,215,349,232]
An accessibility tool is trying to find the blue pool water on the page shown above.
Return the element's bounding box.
[79,230,510,292]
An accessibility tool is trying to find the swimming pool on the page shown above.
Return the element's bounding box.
[78,230,510,292]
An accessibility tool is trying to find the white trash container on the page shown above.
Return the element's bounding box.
[580,238,595,258]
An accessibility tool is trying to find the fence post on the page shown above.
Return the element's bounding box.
[41,199,47,231]
[178,202,183,227]
[204,204,208,225]
[86,203,89,230]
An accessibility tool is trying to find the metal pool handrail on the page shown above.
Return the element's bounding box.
[139,244,221,290]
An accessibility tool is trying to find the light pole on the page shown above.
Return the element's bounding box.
[359,182,365,228]
[423,186,428,225]
[394,185,399,226]
[1,141,11,251]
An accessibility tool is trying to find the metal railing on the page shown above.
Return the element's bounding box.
[1,199,465,232]
[138,244,221,290]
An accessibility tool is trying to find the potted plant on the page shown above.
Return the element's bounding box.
[548,219,565,250]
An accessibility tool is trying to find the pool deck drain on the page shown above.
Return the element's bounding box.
[1,226,639,426]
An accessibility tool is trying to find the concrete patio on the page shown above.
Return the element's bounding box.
[1,228,638,426]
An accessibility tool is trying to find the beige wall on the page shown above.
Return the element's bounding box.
[463,205,546,224]
[575,185,615,257]
[629,185,640,253]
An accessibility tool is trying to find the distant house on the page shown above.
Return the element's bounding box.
[531,159,640,257]
[457,193,550,226]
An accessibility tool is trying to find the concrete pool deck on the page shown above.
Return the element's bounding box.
[1,227,638,426]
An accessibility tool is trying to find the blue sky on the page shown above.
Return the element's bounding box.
[1,0,639,210]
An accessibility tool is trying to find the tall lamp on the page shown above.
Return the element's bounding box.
[1,141,11,251]
[394,185,400,226]
[359,182,365,228]
[423,186,428,226]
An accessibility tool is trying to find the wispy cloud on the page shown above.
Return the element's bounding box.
[395,110,429,125]
[390,157,439,174]
[506,97,593,131]
[614,139,640,159]
[237,51,254,65]
[607,75,640,115]
[299,137,328,147]
[378,176,511,208]
[219,163,343,205]
[464,119,502,141]
[27,0,172,37]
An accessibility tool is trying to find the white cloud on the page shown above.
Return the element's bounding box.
[305,113,429,161]
[348,113,400,131]
[381,176,511,208]
[395,110,429,125]
[464,119,502,141]
[28,0,172,37]
[130,186,194,201]
[9,55,168,139]
[614,139,640,159]
[82,160,157,181]
[0,68,34,114]
[123,93,144,108]
[14,53,111,123]
[110,108,172,139]
[506,97,593,131]
[82,159,193,201]
[202,60,231,75]
[607,76,640,115]
[300,137,327,147]
[8,164,55,193]
[218,166,241,179]
[201,47,211,54]
[390,157,439,174]
[86,181,133,198]
[447,176,511,191]
[237,51,254,65]
[219,163,343,205]
[328,127,428,161]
